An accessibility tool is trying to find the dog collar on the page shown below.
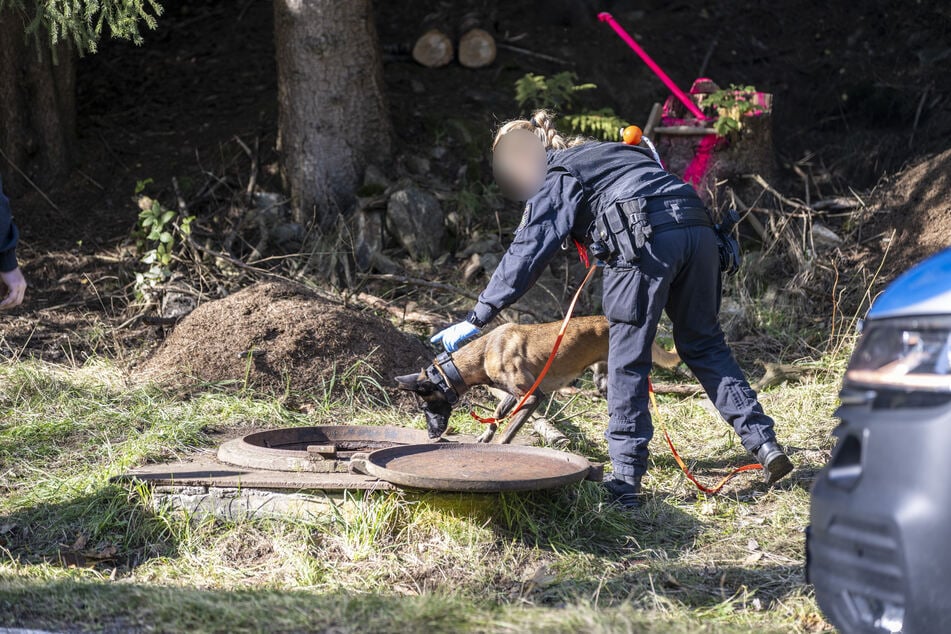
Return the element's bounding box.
[426,352,468,406]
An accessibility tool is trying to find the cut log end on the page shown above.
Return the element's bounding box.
[458,28,496,69]
[412,29,454,68]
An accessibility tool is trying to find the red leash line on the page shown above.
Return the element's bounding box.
[663,430,763,495]
[649,380,762,495]
[470,263,599,429]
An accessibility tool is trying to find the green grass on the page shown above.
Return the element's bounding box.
[0,355,839,633]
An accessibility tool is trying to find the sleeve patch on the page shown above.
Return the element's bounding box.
[515,203,532,234]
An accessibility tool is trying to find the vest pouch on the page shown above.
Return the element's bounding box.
[602,265,648,326]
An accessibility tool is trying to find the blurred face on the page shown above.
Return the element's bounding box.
[492,128,546,201]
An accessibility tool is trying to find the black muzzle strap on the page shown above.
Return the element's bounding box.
[426,352,468,406]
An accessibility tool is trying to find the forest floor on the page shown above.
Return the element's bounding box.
[1,0,950,632]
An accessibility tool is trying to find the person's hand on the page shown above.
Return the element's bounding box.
[0,267,27,310]
[431,321,480,353]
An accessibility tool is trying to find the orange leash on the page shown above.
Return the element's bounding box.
[648,380,763,495]
[470,263,599,430]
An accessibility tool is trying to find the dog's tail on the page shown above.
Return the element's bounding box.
[652,343,681,371]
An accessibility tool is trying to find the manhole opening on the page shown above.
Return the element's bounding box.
[217,425,430,473]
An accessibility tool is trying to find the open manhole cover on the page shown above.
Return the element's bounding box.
[217,425,430,473]
[352,443,595,492]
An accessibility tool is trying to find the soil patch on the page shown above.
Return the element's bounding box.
[863,148,951,275]
[137,281,431,404]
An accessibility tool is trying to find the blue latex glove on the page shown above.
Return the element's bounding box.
[431,321,480,353]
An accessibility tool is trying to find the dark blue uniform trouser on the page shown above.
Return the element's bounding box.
[601,224,776,480]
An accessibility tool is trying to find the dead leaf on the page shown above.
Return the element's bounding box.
[524,564,557,589]
[662,573,681,589]
[746,538,760,551]
[58,550,89,568]
[84,544,118,560]
[743,551,765,565]
[70,533,89,551]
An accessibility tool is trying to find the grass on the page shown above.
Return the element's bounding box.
[0,352,841,633]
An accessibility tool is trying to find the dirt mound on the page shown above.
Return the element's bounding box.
[137,281,431,404]
[868,148,951,274]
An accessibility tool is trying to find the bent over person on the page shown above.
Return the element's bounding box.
[431,110,793,508]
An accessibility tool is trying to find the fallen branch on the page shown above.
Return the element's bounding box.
[652,383,705,397]
[744,173,813,214]
[729,188,769,242]
[532,417,569,449]
[497,42,571,65]
[810,197,862,212]
[0,147,62,213]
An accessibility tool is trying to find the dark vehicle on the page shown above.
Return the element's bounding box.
[809,247,951,633]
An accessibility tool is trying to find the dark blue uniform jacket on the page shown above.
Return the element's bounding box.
[0,181,19,273]
[468,141,697,327]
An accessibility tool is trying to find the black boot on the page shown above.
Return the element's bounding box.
[602,473,642,509]
[756,441,793,485]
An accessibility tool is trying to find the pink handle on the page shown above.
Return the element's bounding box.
[598,12,707,120]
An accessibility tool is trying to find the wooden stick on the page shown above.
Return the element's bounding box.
[652,125,717,136]
[532,417,569,448]
[497,42,570,65]
[909,82,932,149]
[0,146,61,212]
[652,383,705,396]
[643,102,663,138]
[730,188,769,242]
[810,197,861,212]
[744,173,813,213]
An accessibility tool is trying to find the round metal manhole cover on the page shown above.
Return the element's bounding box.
[355,443,593,492]
[217,425,431,473]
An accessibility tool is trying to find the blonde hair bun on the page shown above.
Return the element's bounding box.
[493,109,587,152]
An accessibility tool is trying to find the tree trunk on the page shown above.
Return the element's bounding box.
[273,0,392,231]
[0,11,76,195]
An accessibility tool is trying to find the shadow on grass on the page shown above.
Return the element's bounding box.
[488,483,706,559]
[0,578,487,634]
[0,483,179,572]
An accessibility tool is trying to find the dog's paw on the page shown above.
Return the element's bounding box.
[476,428,496,443]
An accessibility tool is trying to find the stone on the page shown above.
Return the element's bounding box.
[811,222,843,251]
[353,209,385,271]
[385,185,445,260]
[462,253,483,283]
[272,222,305,252]
[362,164,390,190]
[151,485,345,522]
[404,155,431,176]
[459,237,501,258]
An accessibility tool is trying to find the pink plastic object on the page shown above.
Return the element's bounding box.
[597,12,707,120]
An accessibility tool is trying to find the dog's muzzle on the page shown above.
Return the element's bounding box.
[426,351,468,405]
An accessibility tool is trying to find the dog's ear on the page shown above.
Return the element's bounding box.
[395,373,420,390]
[395,372,437,395]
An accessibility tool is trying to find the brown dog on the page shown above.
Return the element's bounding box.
[395,315,680,444]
